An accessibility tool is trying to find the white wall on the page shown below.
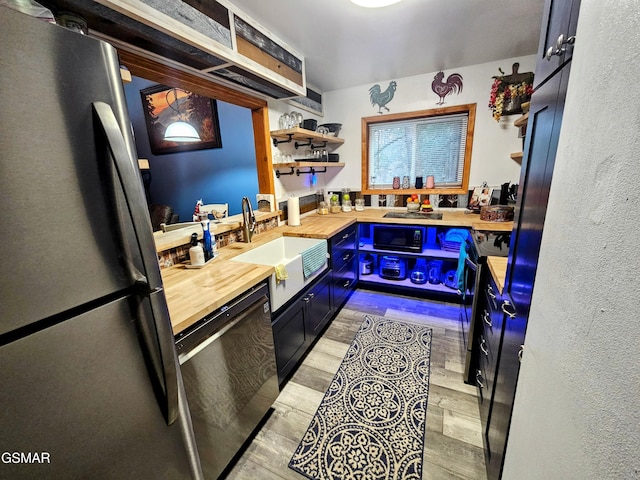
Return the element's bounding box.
[268,55,536,203]
[503,2,640,479]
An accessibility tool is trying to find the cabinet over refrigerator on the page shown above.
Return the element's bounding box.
[0,7,203,479]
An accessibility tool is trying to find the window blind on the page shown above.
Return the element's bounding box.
[368,113,468,189]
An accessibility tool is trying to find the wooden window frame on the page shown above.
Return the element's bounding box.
[361,103,476,195]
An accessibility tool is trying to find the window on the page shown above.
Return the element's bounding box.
[362,104,476,194]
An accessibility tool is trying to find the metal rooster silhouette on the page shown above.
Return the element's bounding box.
[369,81,397,114]
[432,71,463,105]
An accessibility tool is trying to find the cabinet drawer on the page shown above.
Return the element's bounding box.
[332,247,355,273]
[482,283,505,357]
[332,265,356,309]
[475,346,495,433]
[332,225,356,250]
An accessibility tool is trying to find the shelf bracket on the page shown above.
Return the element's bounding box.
[273,134,293,147]
[310,141,327,150]
[296,167,327,176]
[275,167,295,178]
[294,138,313,149]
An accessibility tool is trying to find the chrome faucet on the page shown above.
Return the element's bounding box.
[241,196,256,243]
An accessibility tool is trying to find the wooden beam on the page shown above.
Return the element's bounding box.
[252,107,275,195]
[118,50,266,110]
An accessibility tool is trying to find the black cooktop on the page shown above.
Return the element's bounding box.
[472,230,511,257]
[383,212,443,220]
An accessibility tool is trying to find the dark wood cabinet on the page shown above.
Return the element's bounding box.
[304,272,333,343]
[476,1,579,478]
[330,224,357,310]
[271,270,334,384]
[272,294,308,384]
[534,0,581,88]
[474,270,505,439]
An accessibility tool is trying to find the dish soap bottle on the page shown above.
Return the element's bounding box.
[201,220,214,261]
[188,233,205,266]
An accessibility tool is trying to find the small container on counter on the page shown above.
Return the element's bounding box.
[355,198,365,211]
[201,220,215,261]
[329,199,341,213]
[341,200,352,212]
[317,201,329,215]
[188,233,205,266]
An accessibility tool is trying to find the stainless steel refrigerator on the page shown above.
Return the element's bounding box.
[0,7,202,479]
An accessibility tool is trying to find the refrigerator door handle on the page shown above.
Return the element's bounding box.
[91,101,162,290]
[92,102,179,425]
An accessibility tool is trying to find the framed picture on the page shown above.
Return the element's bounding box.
[468,186,493,209]
[140,85,222,155]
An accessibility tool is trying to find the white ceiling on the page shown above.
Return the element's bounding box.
[228,0,545,93]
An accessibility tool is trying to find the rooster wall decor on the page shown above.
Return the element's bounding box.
[432,71,463,105]
[369,81,397,114]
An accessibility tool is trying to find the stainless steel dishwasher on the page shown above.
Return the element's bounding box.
[175,283,279,479]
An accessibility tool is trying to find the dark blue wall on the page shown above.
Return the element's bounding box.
[124,76,258,220]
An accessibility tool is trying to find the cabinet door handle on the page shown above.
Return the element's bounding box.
[342,254,350,261]
[518,344,524,363]
[502,300,516,319]
[479,335,488,356]
[303,296,310,303]
[342,233,349,240]
[308,293,315,299]
[487,285,496,299]
[476,369,485,389]
[482,309,492,328]
[343,280,351,288]
[545,34,576,60]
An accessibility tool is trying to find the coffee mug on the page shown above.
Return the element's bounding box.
[415,176,424,189]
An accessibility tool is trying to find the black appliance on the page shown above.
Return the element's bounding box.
[379,256,407,280]
[373,225,424,252]
[176,283,278,479]
[460,230,511,383]
[0,8,201,479]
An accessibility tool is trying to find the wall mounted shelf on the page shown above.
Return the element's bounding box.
[511,113,529,165]
[271,127,344,148]
[273,162,344,178]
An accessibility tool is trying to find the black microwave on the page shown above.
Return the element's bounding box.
[373,225,425,252]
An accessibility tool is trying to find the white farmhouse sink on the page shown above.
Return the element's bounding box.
[231,237,328,312]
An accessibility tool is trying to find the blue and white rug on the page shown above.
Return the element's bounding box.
[289,314,432,480]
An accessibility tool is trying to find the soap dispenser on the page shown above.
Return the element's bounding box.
[189,233,205,266]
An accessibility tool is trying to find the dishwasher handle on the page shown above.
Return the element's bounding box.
[178,295,268,364]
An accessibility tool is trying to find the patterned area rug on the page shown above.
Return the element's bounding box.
[289,314,432,480]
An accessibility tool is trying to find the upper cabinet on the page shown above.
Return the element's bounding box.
[41,0,306,99]
[534,0,581,88]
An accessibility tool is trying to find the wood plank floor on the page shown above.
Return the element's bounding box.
[225,289,487,480]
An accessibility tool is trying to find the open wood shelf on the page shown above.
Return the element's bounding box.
[510,152,523,164]
[270,127,345,145]
[274,161,344,168]
[513,112,529,128]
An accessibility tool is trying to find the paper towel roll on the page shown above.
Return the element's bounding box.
[288,196,301,226]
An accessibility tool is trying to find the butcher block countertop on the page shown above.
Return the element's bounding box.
[162,208,513,334]
[487,256,508,294]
